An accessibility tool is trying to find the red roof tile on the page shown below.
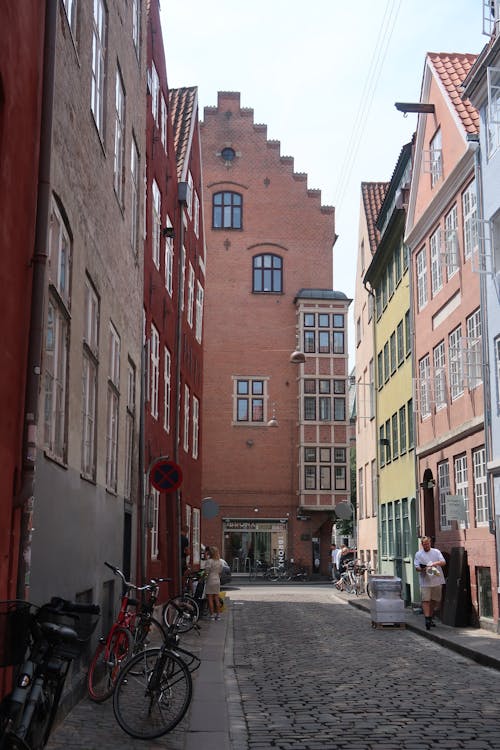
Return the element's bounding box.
[427,53,479,134]
[361,182,389,254]
[169,86,197,180]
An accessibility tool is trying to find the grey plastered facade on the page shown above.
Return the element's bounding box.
[29,2,146,607]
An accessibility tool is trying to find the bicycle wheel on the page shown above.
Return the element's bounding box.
[266,567,279,582]
[162,595,199,633]
[133,615,166,655]
[113,647,192,739]
[87,626,133,702]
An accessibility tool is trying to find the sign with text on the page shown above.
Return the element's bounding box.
[445,494,467,521]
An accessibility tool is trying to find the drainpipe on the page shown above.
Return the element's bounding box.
[15,0,57,600]
[363,280,380,572]
[174,184,188,591]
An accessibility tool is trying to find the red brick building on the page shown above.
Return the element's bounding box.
[143,2,205,594]
[200,92,350,577]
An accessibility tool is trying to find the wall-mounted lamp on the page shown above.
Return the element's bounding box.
[246,439,254,447]
[267,402,279,428]
[162,226,175,239]
[289,349,306,364]
[419,480,436,489]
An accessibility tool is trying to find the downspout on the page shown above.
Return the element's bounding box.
[15,0,57,600]
[139,336,147,584]
[174,186,188,591]
[363,280,380,572]
[405,240,420,540]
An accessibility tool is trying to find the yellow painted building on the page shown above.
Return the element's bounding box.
[364,142,419,606]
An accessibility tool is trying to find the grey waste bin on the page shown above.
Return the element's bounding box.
[369,576,405,627]
[369,575,402,599]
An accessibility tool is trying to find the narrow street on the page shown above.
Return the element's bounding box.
[46,584,500,750]
[230,585,500,749]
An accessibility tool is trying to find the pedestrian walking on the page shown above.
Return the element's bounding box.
[330,544,339,581]
[204,545,224,621]
[414,536,446,630]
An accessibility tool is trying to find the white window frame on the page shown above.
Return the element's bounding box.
[150,324,159,419]
[418,354,431,418]
[106,324,120,492]
[463,180,478,260]
[445,205,459,279]
[151,62,159,124]
[430,228,443,296]
[152,180,161,270]
[192,395,199,459]
[194,191,200,238]
[132,0,140,57]
[44,299,68,461]
[429,128,443,186]
[487,66,500,156]
[48,199,71,304]
[150,487,159,559]
[195,282,204,343]
[466,308,482,389]
[62,0,77,37]
[448,326,463,401]
[163,346,171,432]
[187,171,193,218]
[187,263,195,327]
[81,279,99,478]
[130,137,140,253]
[113,68,125,204]
[161,94,167,150]
[433,341,446,411]
[91,0,106,137]
[438,461,451,530]
[455,454,469,528]
[473,447,488,526]
[183,384,190,452]
[496,337,500,411]
[416,247,428,310]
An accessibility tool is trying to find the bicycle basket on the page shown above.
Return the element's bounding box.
[0,601,31,667]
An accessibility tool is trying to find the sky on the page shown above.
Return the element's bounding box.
[160,0,488,365]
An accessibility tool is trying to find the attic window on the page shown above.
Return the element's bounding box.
[221,147,236,162]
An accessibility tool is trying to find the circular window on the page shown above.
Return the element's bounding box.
[221,147,236,162]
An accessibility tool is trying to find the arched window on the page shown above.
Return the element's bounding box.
[212,191,242,229]
[253,254,283,293]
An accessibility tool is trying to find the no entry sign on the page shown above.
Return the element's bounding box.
[149,459,183,493]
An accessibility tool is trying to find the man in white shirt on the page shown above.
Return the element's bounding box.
[414,536,446,630]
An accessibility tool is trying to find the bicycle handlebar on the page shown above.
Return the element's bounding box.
[104,562,171,591]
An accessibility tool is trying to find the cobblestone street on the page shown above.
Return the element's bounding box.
[230,585,500,749]
[46,584,500,749]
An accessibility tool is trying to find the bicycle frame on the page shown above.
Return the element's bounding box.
[1,598,100,750]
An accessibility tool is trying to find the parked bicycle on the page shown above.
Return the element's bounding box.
[162,568,211,633]
[112,606,201,739]
[87,562,169,702]
[248,559,269,582]
[266,561,309,582]
[0,596,100,750]
[335,560,372,595]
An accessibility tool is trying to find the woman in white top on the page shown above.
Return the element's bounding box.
[204,546,224,621]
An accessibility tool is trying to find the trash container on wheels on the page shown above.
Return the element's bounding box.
[368,576,405,628]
